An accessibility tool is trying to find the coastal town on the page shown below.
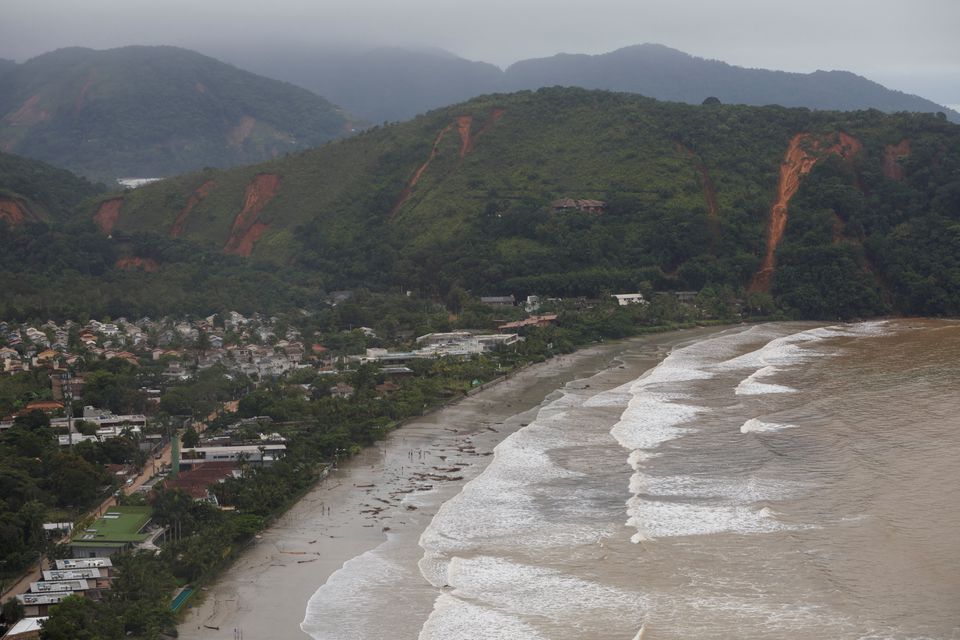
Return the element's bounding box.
[0,289,727,639]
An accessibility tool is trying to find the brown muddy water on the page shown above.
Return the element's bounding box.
[303,320,960,639]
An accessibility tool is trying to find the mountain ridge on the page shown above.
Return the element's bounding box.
[213,42,960,123]
[0,46,355,181]
[87,87,960,319]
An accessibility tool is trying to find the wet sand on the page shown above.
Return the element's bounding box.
[178,328,719,640]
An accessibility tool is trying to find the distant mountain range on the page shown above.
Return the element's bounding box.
[217,43,960,124]
[0,46,354,181]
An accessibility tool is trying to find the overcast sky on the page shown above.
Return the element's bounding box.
[3,0,958,107]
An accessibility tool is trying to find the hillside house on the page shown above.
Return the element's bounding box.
[552,198,606,215]
[480,295,515,307]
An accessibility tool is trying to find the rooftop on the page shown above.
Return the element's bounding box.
[70,506,151,547]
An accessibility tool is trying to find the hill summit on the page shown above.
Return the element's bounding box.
[0,46,355,181]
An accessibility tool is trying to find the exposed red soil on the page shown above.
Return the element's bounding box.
[457,116,473,158]
[93,198,124,234]
[195,81,207,94]
[228,116,257,147]
[75,70,96,111]
[228,222,271,257]
[115,257,159,272]
[459,108,505,157]
[389,124,452,219]
[0,198,35,225]
[882,139,911,181]
[7,94,50,126]
[169,180,215,238]
[223,174,281,256]
[749,132,862,292]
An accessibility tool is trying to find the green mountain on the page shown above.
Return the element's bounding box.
[0,150,105,224]
[0,46,355,182]
[84,88,960,319]
[213,43,959,123]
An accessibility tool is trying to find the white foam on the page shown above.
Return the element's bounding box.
[632,473,800,501]
[418,594,547,640]
[419,378,631,557]
[302,545,418,640]
[626,497,787,539]
[735,365,798,395]
[740,418,797,433]
[442,556,648,625]
[610,391,700,451]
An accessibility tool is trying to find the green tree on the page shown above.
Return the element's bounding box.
[181,426,200,448]
[40,595,120,640]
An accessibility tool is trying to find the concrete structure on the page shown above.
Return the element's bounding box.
[2,616,47,639]
[612,293,648,306]
[479,295,516,306]
[28,579,89,594]
[42,568,107,584]
[69,506,152,558]
[179,444,286,469]
[54,558,113,571]
[16,593,66,617]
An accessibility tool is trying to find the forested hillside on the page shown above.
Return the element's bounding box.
[0,46,354,181]
[2,88,958,320]
[0,151,104,224]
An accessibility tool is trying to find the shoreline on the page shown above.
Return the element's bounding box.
[177,326,728,640]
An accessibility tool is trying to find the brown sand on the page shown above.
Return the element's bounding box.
[177,328,721,639]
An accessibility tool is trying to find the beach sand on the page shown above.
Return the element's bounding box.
[177,328,718,640]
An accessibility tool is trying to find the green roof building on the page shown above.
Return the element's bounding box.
[69,506,153,558]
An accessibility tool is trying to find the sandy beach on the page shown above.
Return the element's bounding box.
[178,328,717,640]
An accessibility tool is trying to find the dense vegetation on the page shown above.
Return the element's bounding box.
[0,46,353,181]
[0,151,105,221]
[96,88,960,320]
[214,43,959,123]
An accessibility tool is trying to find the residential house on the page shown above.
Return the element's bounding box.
[330,383,355,399]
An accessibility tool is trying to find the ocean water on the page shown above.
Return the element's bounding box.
[303,320,960,639]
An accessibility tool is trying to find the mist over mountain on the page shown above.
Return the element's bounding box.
[215,45,503,124]
[0,46,354,181]
[212,43,960,124]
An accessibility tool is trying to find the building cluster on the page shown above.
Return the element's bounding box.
[351,331,523,367]
[11,558,114,634]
